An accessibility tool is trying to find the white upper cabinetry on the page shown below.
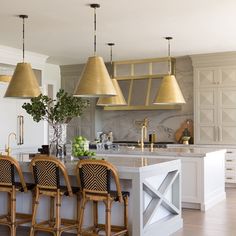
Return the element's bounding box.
[192,53,236,144]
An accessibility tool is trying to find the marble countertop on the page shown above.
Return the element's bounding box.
[13,153,178,175]
[95,146,227,158]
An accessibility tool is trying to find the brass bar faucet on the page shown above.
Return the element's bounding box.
[140,118,148,152]
[5,132,17,156]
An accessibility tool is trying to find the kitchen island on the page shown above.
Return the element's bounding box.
[0,154,182,236]
[96,146,226,211]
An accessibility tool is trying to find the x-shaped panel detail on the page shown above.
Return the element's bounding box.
[143,170,180,228]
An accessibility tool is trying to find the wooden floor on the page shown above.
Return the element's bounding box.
[1,188,236,235]
[173,187,236,236]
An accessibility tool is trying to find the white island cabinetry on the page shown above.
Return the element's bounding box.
[97,146,226,211]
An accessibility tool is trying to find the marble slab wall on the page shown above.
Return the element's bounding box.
[60,56,193,143]
[97,56,193,142]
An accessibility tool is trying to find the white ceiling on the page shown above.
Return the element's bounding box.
[1,0,236,65]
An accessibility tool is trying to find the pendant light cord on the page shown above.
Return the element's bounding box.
[110,45,113,65]
[165,37,173,75]
[22,16,25,62]
[168,39,170,74]
[107,43,115,77]
[94,7,97,56]
[167,38,171,75]
[19,15,28,63]
[108,43,115,65]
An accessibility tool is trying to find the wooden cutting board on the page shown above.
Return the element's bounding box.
[175,119,193,143]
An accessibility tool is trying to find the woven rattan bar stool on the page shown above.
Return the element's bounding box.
[29,155,80,236]
[0,155,35,236]
[76,159,129,236]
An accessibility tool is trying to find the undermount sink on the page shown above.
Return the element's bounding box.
[112,141,174,148]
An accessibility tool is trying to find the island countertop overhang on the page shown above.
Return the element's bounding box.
[13,153,180,176]
[95,146,227,158]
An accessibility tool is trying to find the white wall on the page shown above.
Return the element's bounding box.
[43,63,61,98]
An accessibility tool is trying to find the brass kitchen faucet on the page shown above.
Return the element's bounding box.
[5,132,16,156]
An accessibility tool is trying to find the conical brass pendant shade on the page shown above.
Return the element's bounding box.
[0,75,11,82]
[74,56,116,97]
[153,37,185,105]
[4,15,41,98]
[153,74,185,104]
[4,62,41,98]
[97,79,127,106]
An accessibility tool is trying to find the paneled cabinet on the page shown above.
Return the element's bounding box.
[194,66,236,144]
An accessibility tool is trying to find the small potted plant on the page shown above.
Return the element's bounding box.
[72,136,95,159]
[22,89,89,157]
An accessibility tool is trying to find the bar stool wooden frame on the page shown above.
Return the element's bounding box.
[76,159,129,236]
[0,155,34,236]
[29,155,79,236]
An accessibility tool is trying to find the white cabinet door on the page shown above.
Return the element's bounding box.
[195,66,236,144]
[220,67,236,87]
[218,88,236,144]
[195,88,218,144]
[195,68,218,88]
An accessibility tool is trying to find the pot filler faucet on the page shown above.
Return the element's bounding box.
[140,118,148,152]
[5,132,16,156]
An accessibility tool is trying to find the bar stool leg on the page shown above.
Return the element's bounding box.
[93,201,98,232]
[50,196,55,227]
[7,192,11,219]
[78,197,87,234]
[30,189,40,236]
[76,193,81,236]
[10,187,16,236]
[105,199,111,236]
[124,196,129,236]
[55,190,61,236]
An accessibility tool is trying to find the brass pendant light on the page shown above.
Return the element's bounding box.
[153,37,185,105]
[74,4,116,97]
[5,15,41,98]
[97,43,127,106]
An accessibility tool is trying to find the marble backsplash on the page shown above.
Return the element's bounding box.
[97,56,193,143]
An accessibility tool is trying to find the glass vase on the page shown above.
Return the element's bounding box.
[49,123,67,158]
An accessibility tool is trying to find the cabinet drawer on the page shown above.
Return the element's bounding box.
[225,161,236,169]
[225,150,236,156]
[225,165,236,172]
[225,176,236,183]
[225,172,236,183]
[225,158,236,164]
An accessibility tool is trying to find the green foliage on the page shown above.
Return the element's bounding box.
[72,136,95,157]
[22,89,89,124]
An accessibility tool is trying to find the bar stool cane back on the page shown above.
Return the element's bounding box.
[29,155,80,236]
[76,159,129,236]
[0,155,35,236]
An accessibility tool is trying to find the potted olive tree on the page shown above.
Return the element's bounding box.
[22,89,89,157]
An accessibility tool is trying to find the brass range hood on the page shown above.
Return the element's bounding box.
[0,75,11,82]
[97,43,127,106]
[153,37,185,105]
[5,15,41,98]
[74,4,116,98]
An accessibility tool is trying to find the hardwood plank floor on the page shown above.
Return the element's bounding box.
[173,187,236,236]
[0,188,236,235]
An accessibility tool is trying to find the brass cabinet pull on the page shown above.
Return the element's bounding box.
[17,115,24,145]
[227,151,233,154]
[226,168,233,171]
[226,177,233,179]
[226,160,233,162]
